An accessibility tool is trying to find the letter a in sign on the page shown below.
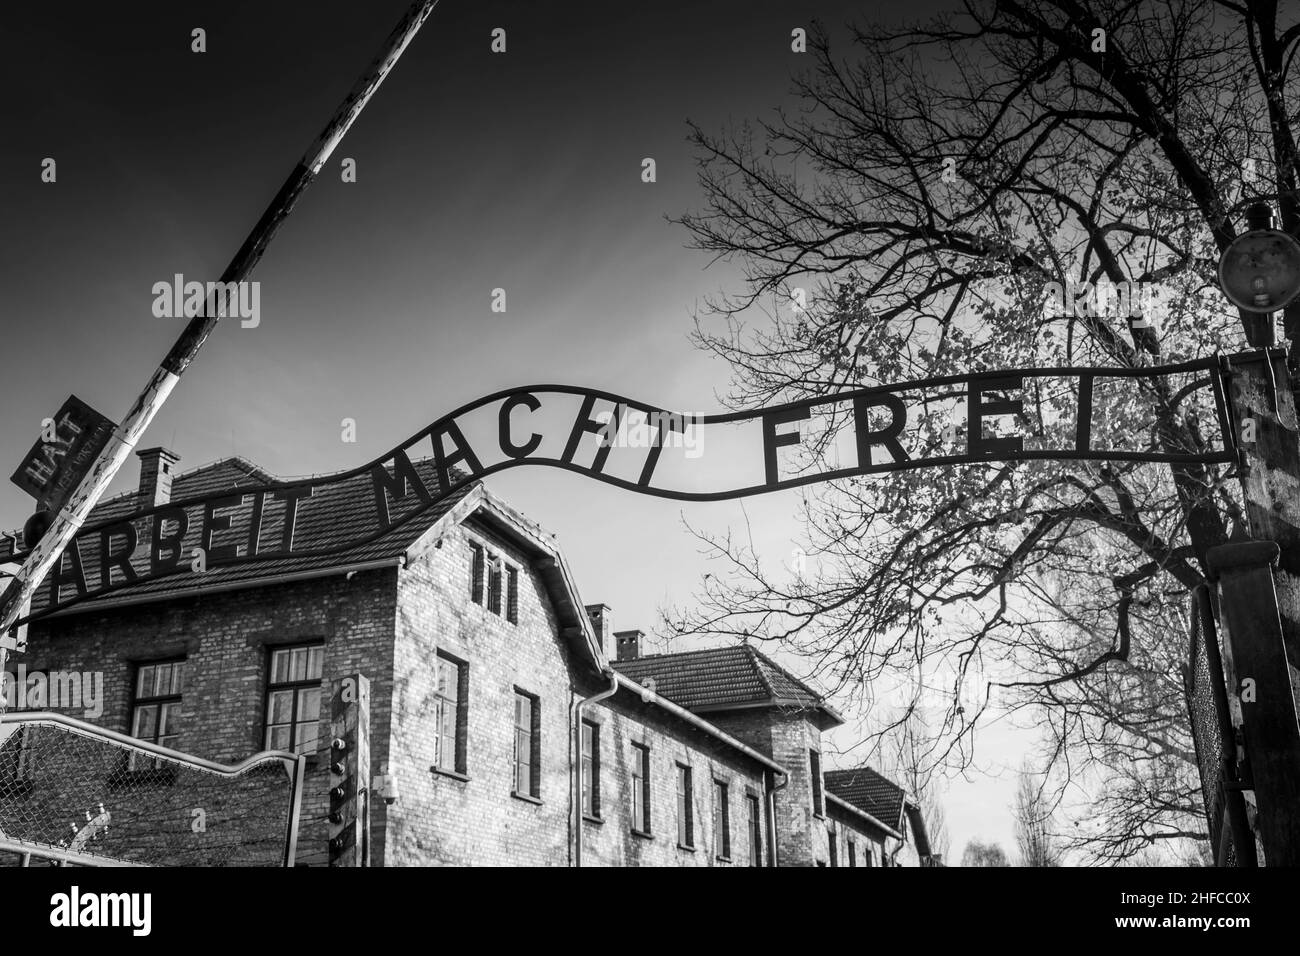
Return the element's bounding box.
[342,677,357,704]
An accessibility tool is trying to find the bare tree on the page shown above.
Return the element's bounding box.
[1014,762,1063,866]
[670,0,1300,861]
[961,838,1011,867]
[887,710,952,861]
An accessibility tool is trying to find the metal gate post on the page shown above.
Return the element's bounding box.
[1187,586,1256,866]
[1220,349,1300,676]
[328,673,371,867]
[282,754,307,868]
[1207,541,1300,866]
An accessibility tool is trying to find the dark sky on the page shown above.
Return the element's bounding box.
[0,0,879,623]
[1,0,1017,849]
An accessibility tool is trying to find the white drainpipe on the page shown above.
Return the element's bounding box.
[767,769,788,867]
[572,668,618,867]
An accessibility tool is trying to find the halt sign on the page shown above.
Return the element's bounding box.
[9,395,116,512]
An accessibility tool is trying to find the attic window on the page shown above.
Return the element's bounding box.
[162,462,170,475]
[487,557,503,615]
[469,543,485,604]
[506,566,519,624]
[469,541,519,626]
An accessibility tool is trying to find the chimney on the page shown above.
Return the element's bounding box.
[614,629,644,662]
[585,603,612,654]
[136,447,181,507]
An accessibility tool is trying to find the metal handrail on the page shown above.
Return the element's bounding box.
[1,710,307,867]
[0,710,300,776]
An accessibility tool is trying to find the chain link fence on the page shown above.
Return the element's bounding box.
[1184,585,1253,867]
[0,712,303,867]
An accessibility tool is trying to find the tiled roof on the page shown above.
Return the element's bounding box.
[20,456,469,617]
[612,644,840,725]
[824,766,908,830]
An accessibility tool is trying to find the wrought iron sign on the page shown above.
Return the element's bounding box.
[7,357,1236,628]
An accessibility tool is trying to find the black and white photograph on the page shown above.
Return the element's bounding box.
[0,0,1293,938]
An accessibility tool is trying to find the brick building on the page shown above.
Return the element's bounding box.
[1,449,935,867]
[613,645,934,867]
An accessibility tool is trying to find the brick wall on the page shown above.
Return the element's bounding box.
[580,690,769,867]
[3,568,398,867]
[826,800,889,867]
[385,519,773,866]
[386,520,578,866]
[705,707,831,866]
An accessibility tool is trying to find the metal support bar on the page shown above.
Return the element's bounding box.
[282,754,307,868]
[0,0,441,638]
[0,837,149,868]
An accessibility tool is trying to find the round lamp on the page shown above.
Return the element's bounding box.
[1218,204,1300,313]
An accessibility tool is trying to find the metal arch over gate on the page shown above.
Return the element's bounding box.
[1,355,1239,630]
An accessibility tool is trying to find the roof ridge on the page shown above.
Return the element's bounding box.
[749,645,827,704]
[744,644,779,700]
[612,643,750,665]
[90,455,276,510]
[31,455,458,536]
[826,766,879,781]
[826,764,894,783]
[96,453,464,515]
[169,455,275,484]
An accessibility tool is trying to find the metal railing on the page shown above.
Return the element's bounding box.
[0,711,305,867]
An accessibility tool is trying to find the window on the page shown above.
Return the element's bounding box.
[581,720,601,818]
[506,566,519,624]
[746,793,762,866]
[864,846,875,867]
[848,839,857,868]
[471,542,518,624]
[513,691,540,797]
[469,542,485,604]
[433,653,467,774]
[676,763,694,847]
[131,660,186,769]
[809,749,824,815]
[264,645,322,756]
[829,827,839,867]
[712,780,730,860]
[630,743,651,834]
[488,556,503,615]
